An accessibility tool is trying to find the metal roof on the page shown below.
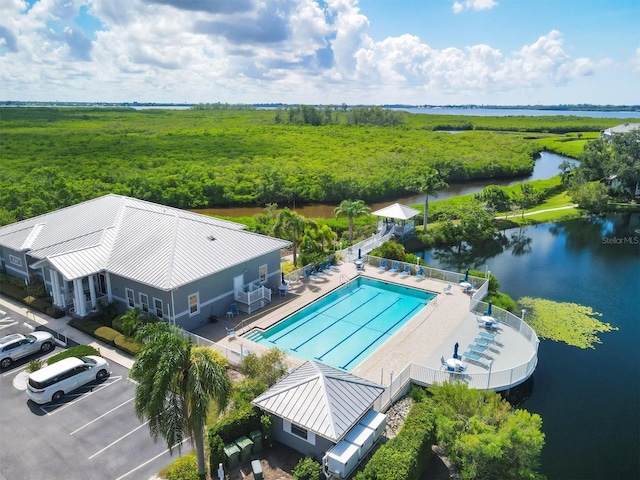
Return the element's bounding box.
[371,203,420,220]
[252,361,384,442]
[0,195,290,288]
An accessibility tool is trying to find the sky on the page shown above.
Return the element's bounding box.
[1,0,639,105]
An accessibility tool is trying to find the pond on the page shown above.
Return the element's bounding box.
[421,214,640,480]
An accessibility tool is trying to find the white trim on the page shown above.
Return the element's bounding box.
[139,293,149,313]
[125,288,135,309]
[153,297,164,319]
[8,254,22,267]
[188,292,199,316]
[283,420,316,445]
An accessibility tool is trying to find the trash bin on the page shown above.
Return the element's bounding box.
[235,436,253,464]
[250,429,263,454]
[224,443,240,470]
[251,460,264,480]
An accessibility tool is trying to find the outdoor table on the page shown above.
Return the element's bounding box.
[446,358,464,371]
[459,282,471,288]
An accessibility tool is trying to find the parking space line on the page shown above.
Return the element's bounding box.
[89,421,150,459]
[41,376,123,415]
[0,320,18,330]
[114,438,190,480]
[70,397,135,435]
[2,350,61,377]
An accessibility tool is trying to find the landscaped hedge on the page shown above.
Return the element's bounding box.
[113,333,143,356]
[47,345,100,365]
[68,318,142,356]
[207,402,262,444]
[94,326,121,344]
[164,452,200,480]
[354,402,436,480]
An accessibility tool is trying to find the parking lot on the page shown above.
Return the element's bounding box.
[0,308,183,480]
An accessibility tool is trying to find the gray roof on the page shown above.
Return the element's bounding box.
[0,195,290,289]
[252,361,384,442]
[602,123,640,136]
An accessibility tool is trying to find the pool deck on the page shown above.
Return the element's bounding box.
[194,261,537,390]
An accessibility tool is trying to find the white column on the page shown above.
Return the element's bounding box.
[73,278,86,316]
[50,270,62,307]
[106,273,113,303]
[88,275,97,310]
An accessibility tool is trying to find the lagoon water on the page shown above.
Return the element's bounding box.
[422,215,640,480]
[399,107,640,119]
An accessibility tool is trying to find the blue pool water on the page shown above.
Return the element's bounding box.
[243,277,436,371]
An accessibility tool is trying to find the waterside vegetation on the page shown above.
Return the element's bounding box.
[0,106,633,223]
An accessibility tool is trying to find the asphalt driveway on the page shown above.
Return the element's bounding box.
[0,309,183,480]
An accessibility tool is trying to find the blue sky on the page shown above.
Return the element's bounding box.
[1,0,638,105]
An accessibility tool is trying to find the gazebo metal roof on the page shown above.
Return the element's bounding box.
[371,203,420,220]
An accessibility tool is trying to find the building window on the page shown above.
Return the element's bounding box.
[125,288,135,308]
[9,255,22,267]
[259,264,267,283]
[97,273,107,295]
[283,420,316,445]
[154,298,163,319]
[188,293,199,315]
[290,424,308,440]
[139,293,149,313]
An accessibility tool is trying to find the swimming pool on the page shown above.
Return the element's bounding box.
[243,277,436,371]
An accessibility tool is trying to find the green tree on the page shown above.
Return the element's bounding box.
[608,130,640,197]
[511,184,540,218]
[569,181,609,213]
[274,209,311,267]
[130,323,232,479]
[406,167,448,230]
[334,199,371,244]
[475,185,511,218]
[430,383,545,480]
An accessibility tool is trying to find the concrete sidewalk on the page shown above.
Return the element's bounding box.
[0,294,135,370]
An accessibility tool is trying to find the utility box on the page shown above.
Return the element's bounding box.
[235,436,253,464]
[250,429,263,454]
[224,443,240,470]
[344,423,375,459]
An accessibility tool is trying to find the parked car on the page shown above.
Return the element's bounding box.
[26,355,110,404]
[0,331,55,369]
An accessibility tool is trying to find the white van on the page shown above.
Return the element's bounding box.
[26,355,110,404]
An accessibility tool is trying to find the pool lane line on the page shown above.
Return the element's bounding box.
[291,292,384,351]
[339,302,425,370]
[290,293,384,352]
[269,286,365,343]
[314,297,402,360]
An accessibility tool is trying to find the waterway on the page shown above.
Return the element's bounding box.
[421,215,640,480]
[398,107,640,119]
[196,151,572,218]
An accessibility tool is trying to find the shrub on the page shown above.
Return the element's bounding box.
[293,457,322,480]
[47,345,100,365]
[165,453,200,480]
[26,359,44,373]
[113,334,143,356]
[239,348,289,387]
[94,326,120,344]
[208,402,262,444]
[208,434,225,478]
[230,378,268,406]
[69,318,104,336]
[355,402,435,480]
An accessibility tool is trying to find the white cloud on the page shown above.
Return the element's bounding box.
[452,0,498,14]
[0,0,618,104]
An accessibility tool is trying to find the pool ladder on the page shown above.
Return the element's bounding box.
[340,273,350,284]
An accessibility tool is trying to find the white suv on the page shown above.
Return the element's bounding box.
[26,355,110,404]
[0,332,55,369]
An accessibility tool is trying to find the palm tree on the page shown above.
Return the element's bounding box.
[334,199,371,244]
[130,322,231,479]
[273,209,309,266]
[407,168,448,230]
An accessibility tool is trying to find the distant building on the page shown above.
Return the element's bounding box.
[601,122,640,141]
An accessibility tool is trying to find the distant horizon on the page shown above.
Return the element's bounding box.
[2,101,640,110]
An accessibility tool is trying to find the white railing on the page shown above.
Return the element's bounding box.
[234,285,272,309]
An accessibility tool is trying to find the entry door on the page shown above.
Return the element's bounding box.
[233,274,244,293]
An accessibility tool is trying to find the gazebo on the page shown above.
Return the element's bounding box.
[371,203,420,240]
